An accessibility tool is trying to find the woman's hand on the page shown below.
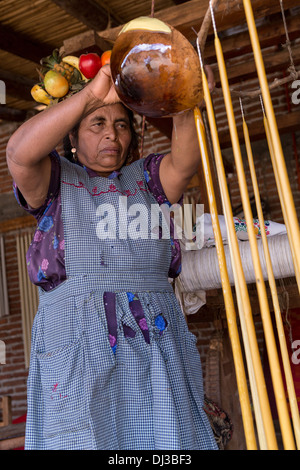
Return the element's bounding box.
[85,65,120,106]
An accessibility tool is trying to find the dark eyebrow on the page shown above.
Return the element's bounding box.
[89,115,105,123]
[115,118,130,124]
[89,116,129,124]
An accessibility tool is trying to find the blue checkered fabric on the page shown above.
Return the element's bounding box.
[25,157,218,450]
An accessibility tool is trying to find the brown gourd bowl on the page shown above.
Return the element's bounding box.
[110,17,203,118]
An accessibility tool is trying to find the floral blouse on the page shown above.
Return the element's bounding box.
[14,152,182,291]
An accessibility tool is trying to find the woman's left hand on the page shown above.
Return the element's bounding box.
[86,64,120,106]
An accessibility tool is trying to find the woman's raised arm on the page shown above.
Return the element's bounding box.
[6,65,118,209]
[158,109,201,205]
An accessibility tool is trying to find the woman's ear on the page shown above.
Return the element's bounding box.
[69,132,76,149]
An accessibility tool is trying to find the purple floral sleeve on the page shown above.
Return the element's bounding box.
[13,151,66,291]
[143,153,183,206]
[143,153,182,278]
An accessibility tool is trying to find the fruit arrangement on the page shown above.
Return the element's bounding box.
[31,49,111,106]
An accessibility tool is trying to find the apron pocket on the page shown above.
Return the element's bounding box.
[36,336,89,438]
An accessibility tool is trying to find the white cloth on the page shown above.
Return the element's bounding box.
[193,213,287,249]
[176,214,289,315]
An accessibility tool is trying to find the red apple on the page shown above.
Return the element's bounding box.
[79,53,102,79]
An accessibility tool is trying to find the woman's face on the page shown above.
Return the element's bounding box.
[73,103,132,176]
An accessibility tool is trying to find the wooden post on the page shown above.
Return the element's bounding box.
[0,396,12,427]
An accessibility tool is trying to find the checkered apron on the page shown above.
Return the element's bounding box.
[25,157,218,450]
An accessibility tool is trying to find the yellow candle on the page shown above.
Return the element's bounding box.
[213,29,295,450]
[200,63,269,449]
[212,34,279,450]
[243,115,300,449]
[263,115,300,291]
[243,0,300,292]
[194,106,257,449]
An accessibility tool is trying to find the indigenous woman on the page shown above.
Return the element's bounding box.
[6,65,218,450]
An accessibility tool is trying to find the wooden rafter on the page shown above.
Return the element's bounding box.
[50,0,124,31]
[0,69,36,102]
[97,0,300,43]
[218,110,300,148]
[0,107,28,122]
[0,215,36,233]
[61,30,113,56]
[0,23,51,63]
[212,43,300,85]
[203,12,300,62]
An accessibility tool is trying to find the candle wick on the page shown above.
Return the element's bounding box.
[196,37,204,69]
[239,97,245,120]
[259,95,266,116]
[209,0,218,36]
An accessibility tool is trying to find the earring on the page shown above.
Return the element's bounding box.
[71,147,78,162]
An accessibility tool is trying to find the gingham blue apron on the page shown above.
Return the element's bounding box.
[25,157,218,450]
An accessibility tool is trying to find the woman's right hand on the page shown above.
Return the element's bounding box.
[85,64,120,106]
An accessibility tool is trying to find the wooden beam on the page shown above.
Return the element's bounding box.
[0,397,11,427]
[0,23,50,63]
[50,0,123,31]
[0,422,25,451]
[97,0,300,43]
[212,44,300,86]
[0,215,36,233]
[0,69,36,102]
[61,2,300,59]
[203,12,300,63]
[0,107,27,123]
[218,110,300,148]
[0,435,25,451]
[61,30,113,56]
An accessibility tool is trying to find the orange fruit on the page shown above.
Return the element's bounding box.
[101,50,112,66]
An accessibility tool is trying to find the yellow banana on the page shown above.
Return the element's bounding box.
[31,84,52,105]
[62,55,88,81]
